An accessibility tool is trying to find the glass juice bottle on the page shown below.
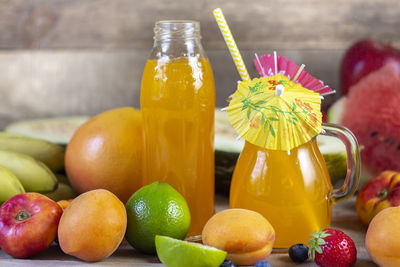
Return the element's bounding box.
[140,21,216,236]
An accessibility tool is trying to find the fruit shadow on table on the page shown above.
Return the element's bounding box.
[7,240,160,264]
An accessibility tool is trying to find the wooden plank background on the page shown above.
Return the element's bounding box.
[0,0,399,128]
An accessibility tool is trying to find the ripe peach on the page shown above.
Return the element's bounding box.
[58,189,127,262]
[202,208,275,265]
[366,207,400,267]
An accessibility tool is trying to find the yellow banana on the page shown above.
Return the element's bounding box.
[0,132,65,172]
[0,165,25,204]
[0,150,58,193]
[45,183,77,202]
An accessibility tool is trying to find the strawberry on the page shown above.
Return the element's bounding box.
[309,228,357,267]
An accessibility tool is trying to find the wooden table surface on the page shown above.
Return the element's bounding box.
[0,194,378,267]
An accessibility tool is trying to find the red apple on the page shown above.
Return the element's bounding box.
[0,193,63,258]
[356,171,400,226]
[340,39,400,95]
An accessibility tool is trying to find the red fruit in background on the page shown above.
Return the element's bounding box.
[0,193,63,258]
[356,171,400,226]
[309,228,357,267]
[340,39,400,95]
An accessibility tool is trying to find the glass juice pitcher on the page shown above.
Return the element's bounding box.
[230,123,360,249]
[140,21,216,236]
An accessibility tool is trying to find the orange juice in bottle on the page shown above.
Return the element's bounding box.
[140,21,215,236]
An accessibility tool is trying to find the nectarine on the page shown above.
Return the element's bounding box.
[356,171,400,225]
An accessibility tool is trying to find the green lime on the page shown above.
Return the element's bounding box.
[125,182,191,254]
[155,235,227,267]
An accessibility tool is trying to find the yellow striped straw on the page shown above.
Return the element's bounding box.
[213,8,251,81]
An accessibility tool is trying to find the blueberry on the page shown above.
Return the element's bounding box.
[289,243,309,263]
[220,259,237,267]
[255,260,273,267]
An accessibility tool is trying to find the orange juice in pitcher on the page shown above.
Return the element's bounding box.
[230,139,334,248]
[224,61,360,249]
[229,122,360,249]
[140,21,215,236]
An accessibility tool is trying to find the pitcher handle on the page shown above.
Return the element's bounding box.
[321,123,361,203]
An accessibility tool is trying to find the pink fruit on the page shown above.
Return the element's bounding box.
[356,171,400,226]
[339,63,400,175]
[340,39,400,95]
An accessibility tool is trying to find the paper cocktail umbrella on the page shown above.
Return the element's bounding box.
[226,74,322,151]
[254,53,334,96]
[213,9,328,151]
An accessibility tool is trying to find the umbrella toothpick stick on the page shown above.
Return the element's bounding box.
[321,90,336,97]
[273,51,278,75]
[254,53,266,77]
[213,8,251,81]
[315,85,329,92]
[293,64,306,82]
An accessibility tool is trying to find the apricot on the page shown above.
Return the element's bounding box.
[65,107,143,203]
[58,189,127,262]
[366,207,400,267]
[202,208,275,266]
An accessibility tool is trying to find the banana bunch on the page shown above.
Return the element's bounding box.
[0,132,76,205]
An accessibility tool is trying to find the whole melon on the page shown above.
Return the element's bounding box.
[65,107,142,203]
[338,63,400,176]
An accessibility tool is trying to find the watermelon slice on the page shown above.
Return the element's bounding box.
[339,63,400,176]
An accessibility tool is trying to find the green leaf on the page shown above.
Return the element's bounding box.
[310,231,318,237]
[267,117,279,122]
[292,102,296,110]
[255,100,267,105]
[269,125,275,137]
[319,231,331,238]
[316,247,323,254]
[287,119,296,125]
[317,239,326,245]
[264,120,268,130]
[261,115,265,125]
[311,250,315,260]
[246,108,251,119]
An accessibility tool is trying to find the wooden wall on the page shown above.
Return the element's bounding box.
[0,0,399,128]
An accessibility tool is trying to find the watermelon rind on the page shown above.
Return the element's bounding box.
[4,116,89,145]
[327,97,346,124]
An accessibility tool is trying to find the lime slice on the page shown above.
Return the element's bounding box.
[155,235,227,267]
